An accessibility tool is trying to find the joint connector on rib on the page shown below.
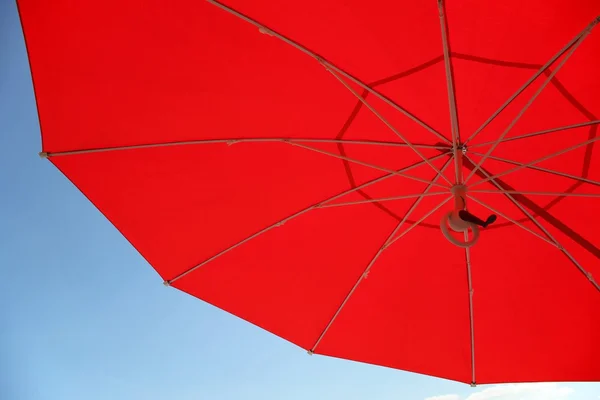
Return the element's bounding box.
[437,0,445,14]
[317,58,331,71]
[587,17,599,31]
[586,272,595,282]
[38,152,49,159]
[258,27,274,36]
[163,280,171,287]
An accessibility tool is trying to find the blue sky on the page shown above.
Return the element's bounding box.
[1,1,599,399]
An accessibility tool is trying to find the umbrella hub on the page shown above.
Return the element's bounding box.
[440,185,480,248]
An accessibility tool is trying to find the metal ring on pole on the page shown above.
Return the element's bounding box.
[440,211,479,248]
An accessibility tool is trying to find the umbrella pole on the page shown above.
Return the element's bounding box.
[451,184,468,221]
[454,146,464,185]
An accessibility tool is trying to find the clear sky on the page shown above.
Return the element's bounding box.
[1,1,599,399]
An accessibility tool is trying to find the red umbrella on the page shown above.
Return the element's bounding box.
[18,0,600,385]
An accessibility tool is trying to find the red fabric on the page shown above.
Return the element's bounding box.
[18,0,600,384]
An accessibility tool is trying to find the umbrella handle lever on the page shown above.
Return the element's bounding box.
[440,185,480,248]
[440,211,480,248]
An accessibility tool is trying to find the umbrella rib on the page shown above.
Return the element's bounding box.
[309,158,454,353]
[467,120,600,149]
[167,152,450,285]
[289,142,450,189]
[308,221,406,354]
[384,195,453,249]
[468,151,600,188]
[465,156,600,293]
[464,28,594,184]
[318,191,450,209]
[470,190,600,198]
[438,0,462,184]
[324,67,453,185]
[463,17,600,145]
[466,194,558,248]
[39,137,450,158]
[469,135,600,188]
[205,0,452,145]
[463,231,476,386]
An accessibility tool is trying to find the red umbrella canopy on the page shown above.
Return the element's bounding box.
[18,0,600,385]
